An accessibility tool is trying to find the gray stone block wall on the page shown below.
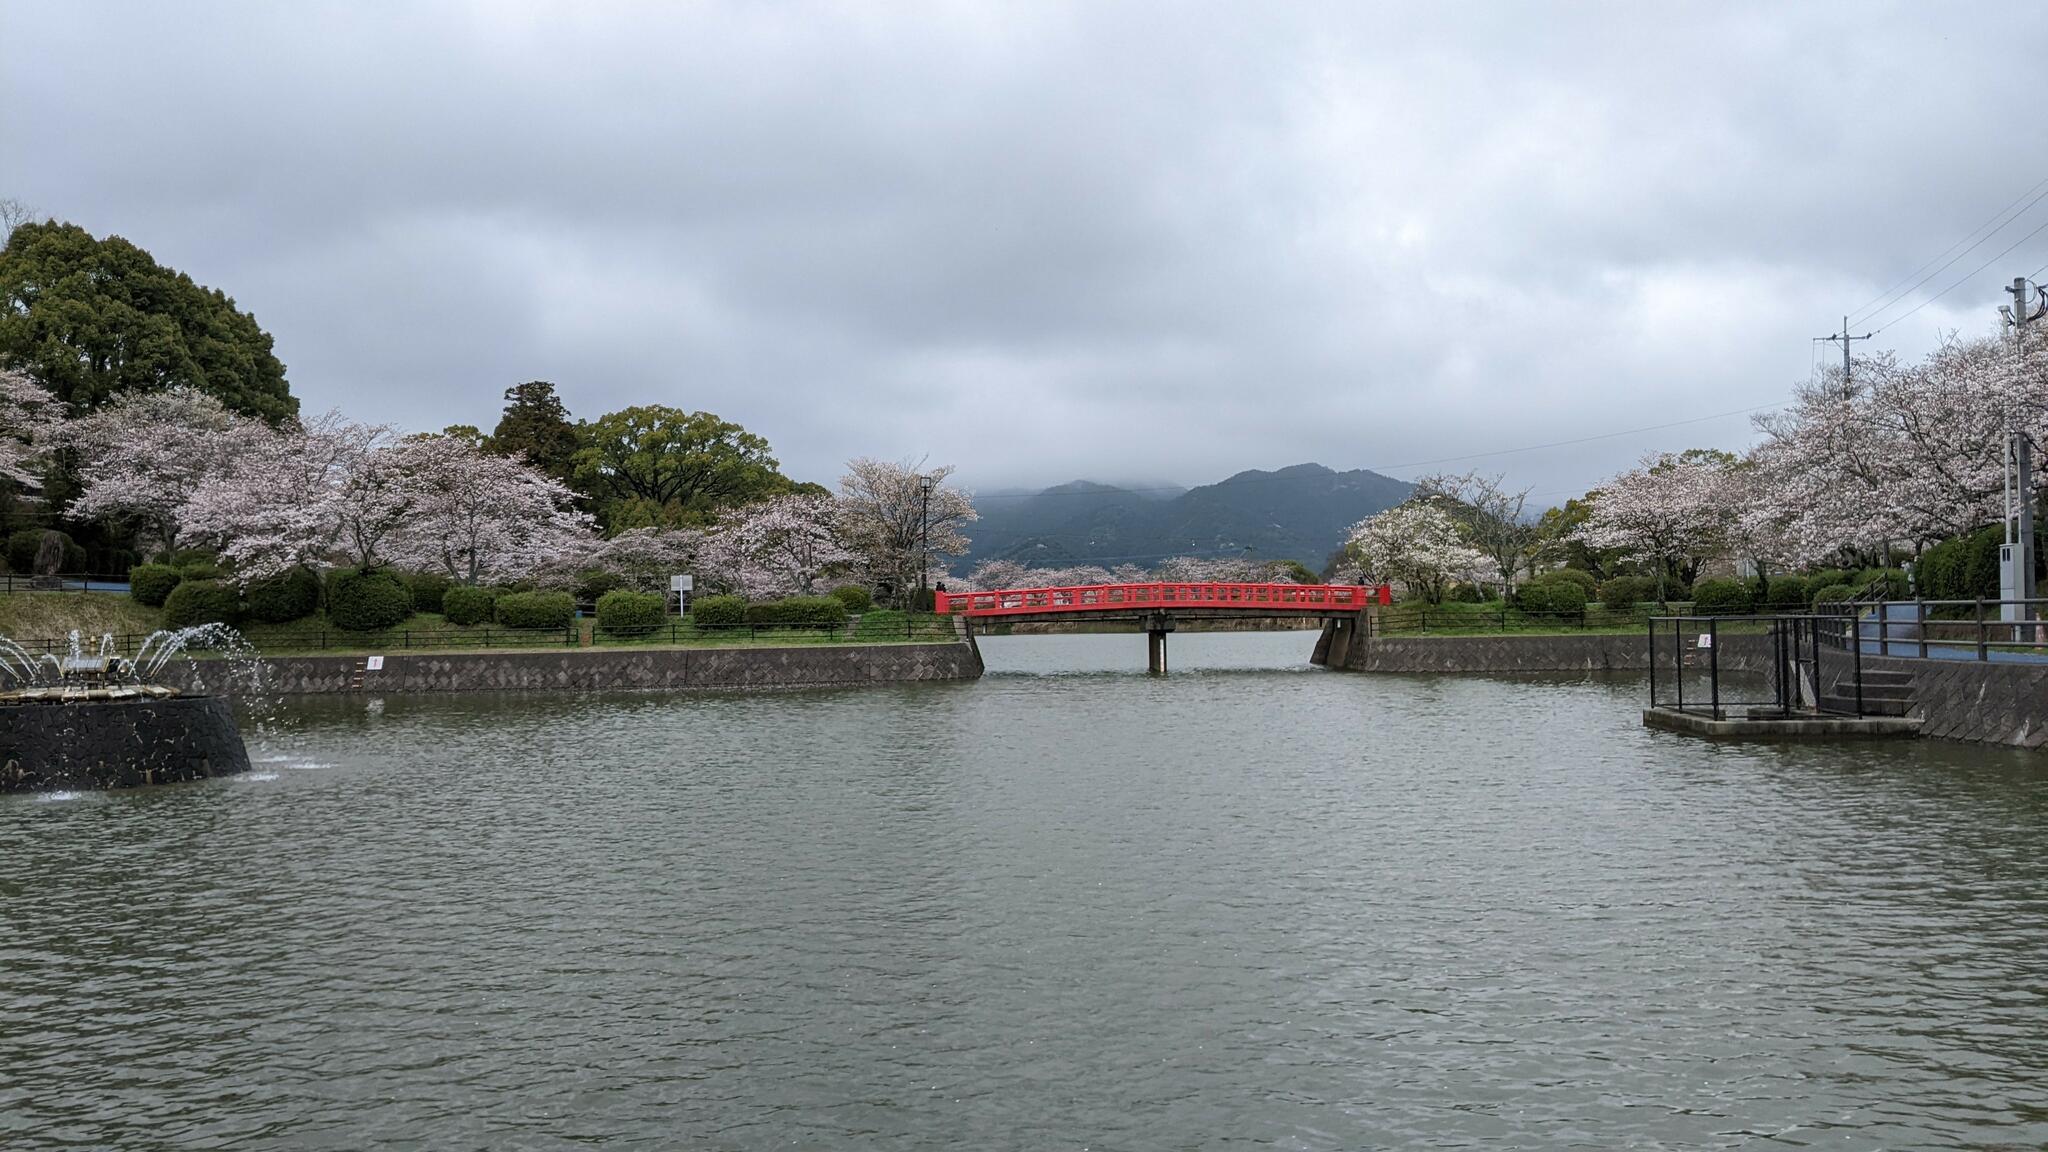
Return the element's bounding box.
[166,641,984,697]
[1342,633,1774,673]
[1864,655,2048,748]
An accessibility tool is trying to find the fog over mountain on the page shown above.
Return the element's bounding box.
[960,463,1412,573]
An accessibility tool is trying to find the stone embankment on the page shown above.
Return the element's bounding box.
[1323,622,2048,750]
[175,640,984,696]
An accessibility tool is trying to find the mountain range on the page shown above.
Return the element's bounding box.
[958,463,1413,574]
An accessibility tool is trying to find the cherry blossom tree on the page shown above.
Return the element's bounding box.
[180,412,400,580]
[838,457,976,604]
[709,493,854,598]
[552,527,708,594]
[1413,471,1541,595]
[383,434,595,585]
[59,386,264,555]
[0,368,61,489]
[1572,452,1729,599]
[1344,501,1484,604]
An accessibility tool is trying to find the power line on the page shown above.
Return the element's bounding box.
[1848,175,2048,327]
[1870,213,2048,336]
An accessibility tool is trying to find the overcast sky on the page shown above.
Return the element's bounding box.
[6,2,2045,504]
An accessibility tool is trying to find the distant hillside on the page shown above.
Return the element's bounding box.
[959,464,1412,573]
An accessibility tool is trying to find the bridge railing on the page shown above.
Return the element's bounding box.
[933,582,1389,618]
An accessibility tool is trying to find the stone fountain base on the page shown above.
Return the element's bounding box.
[0,695,252,793]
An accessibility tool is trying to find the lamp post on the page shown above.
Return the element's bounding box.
[917,473,934,604]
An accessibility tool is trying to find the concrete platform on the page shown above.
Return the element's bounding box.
[1642,706,1922,741]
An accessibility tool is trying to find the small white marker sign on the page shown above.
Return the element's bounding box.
[1695,633,1712,649]
[366,656,385,671]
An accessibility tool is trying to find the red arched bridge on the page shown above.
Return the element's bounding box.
[934,581,1391,673]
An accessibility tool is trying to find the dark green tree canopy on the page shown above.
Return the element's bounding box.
[489,380,579,481]
[0,221,295,421]
[573,405,788,529]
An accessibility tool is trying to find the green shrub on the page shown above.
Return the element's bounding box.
[495,590,575,630]
[1444,582,1483,603]
[404,570,452,615]
[1533,568,1597,596]
[1691,577,1753,615]
[326,567,414,631]
[7,529,82,575]
[1515,579,1587,617]
[829,584,874,612]
[690,594,746,627]
[442,585,496,625]
[246,566,321,623]
[576,569,627,603]
[1805,567,1850,592]
[1762,574,1809,611]
[743,596,849,627]
[129,563,184,607]
[1810,582,1859,611]
[161,579,242,628]
[180,560,224,581]
[596,589,667,635]
[1599,574,1655,611]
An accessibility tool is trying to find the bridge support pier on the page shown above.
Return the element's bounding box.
[1142,613,1175,675]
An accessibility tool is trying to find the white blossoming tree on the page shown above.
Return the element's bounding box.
[0,368,62,490]
[60,386,266,557]
[383,434,596,585]
[837,457,976,605]
[1344,501,1484,604]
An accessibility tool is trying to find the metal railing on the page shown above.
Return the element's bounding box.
[1810,597,2048,663]
[1648,613,1877,718]
[935,582,1389,618]
[0,573,134,594]
[0,616,960,656]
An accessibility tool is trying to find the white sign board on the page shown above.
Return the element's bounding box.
[1695,633,1713,649]
[366,656,385,671]
[670,574,694,593]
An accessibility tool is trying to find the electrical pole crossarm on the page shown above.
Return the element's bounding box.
[1815,314,1873,399]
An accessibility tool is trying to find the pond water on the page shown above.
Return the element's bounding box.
[5,632,2048,1149]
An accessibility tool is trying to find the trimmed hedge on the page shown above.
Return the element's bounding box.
[327,567,415,631]
[1444,582,1483,603]
[743,596,849,627]
[1691,577,1753,615]
[1599,574,1656,611]
[180,560,224,581]
[442,585,496,625]
[1515,578,1587,617]
[1533,568,1598,596]
[405,571,452,615]
[1811,582,1859,610]
[690,594,746,627]
[1762,575,1810,611]
[129,563,184,607]
[496,590,575,630]
[246,566,321,623]
[829,585,874,612]
[596,589,667,634]
[161,579,242,629]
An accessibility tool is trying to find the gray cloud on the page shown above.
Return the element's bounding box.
[6,2,2043,504]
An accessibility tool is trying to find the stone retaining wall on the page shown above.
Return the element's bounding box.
[1,695,250,792]
[1863,654,2048,749]
[169,641,984,696]
[1341,632,1775,673]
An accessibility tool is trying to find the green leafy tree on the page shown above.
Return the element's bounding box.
[573,405,787,529]
[489,380,579,482]
[0,221,295,420]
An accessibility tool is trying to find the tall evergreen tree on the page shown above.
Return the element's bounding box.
[489,380,579,483]
[0,221,295,421]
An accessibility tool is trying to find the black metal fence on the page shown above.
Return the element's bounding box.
[1,616,959,656]
[0,573,133,594]
[1648,614,1875,718]
[1369,602,1664,636]
[1809,597,2048,662]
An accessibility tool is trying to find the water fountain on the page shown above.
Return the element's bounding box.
[0,625,263,792]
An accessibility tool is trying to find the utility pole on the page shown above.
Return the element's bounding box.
[917,473,934,602]
[1999,278,2047,623]
[1817,315,1873,399]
